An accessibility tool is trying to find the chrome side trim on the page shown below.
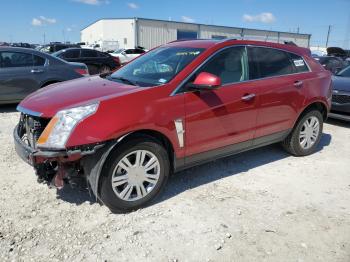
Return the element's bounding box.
[174,119,185,148]
[16,105,42,117]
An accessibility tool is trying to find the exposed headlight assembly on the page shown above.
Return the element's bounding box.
[37,102,99,149]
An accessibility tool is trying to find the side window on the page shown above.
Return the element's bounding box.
[288,53,309,73]
[63,49,80,59]
[134,49,145,54]
[33,55,46,66]
[0,52,33,68]
[124,49,135,55]
[195,46,248,85]
[81,49,98,58]
[248,47,295,79]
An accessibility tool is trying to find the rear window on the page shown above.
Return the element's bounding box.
[81,49,98,58]
[248,47,299,79]
[63,49,80,59]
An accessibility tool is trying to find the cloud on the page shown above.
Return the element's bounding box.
[243,12,276,23]
[127,2,139,9]
[74,0,109,5]
[181,16,195,23]
[31,18,42,26]
[31,16,56,26]
[66,27,73,32]
[39,16,56,24]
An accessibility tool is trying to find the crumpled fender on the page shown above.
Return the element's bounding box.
[81,140,120,199]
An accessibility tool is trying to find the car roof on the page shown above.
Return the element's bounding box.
[166,39,311,56]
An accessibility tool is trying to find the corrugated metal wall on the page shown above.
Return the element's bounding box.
[137,19,310,49]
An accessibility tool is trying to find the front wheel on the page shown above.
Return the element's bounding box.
[282,110,323,156]
[100,136,170,213]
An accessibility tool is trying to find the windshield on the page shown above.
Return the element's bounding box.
[113,49,124,54]
[109,46,205,87]
[337,65,350,77]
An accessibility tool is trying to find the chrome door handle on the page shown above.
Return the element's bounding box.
[294,80,303,88]
[31,69,44,73]
[242,93,256,101]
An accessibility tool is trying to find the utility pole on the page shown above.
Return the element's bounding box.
[43,33,46,44]
[326,25,332,47]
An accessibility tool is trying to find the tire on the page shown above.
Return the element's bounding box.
[100,136,170,213]
[282,110,323,156]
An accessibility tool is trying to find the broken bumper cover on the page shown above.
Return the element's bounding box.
[13,124,104,166]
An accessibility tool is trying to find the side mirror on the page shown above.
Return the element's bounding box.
[188,72,221,91]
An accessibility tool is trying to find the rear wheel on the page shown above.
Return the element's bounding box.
[282,110,323,156]
[100,136,170,213]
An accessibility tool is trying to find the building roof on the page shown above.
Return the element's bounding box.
[81,17,311,37]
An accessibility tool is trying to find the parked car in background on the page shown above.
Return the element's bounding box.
[110,47,147,64]
[39,43,81,53]
[0,47,88,104]
[10,43,32,48]
[83,40,119,53]
[329,65,350,121]
[52,48,120,75]
[14,39,332,213]
[314,56,347,74]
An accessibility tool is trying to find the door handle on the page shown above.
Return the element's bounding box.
[31,69,44,73]
[294,80,303,88]
[242,93,256,101]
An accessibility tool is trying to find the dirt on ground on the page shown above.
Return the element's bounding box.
[0,105,349,262]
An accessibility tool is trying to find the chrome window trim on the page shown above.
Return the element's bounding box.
[170,44,312,96]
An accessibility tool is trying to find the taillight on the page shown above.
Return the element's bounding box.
[113,56,121,66]
[75,68,89,76]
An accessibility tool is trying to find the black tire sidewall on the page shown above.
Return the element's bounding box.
[100,138,169,213]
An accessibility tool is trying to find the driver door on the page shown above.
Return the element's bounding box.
[182,46,260,159]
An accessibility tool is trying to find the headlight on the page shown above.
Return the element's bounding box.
[37,102,99,149]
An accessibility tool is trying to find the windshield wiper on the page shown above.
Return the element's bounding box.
[110,76,139,86]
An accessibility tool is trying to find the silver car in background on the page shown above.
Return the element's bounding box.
[0,47,88,104]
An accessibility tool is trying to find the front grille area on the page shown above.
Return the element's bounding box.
[19,113,50,149]
[333,94,350,104]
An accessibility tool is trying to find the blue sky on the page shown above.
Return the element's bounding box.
[0,0,349,48]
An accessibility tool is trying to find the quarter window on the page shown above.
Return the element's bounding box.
[289,53,309,73]
[33,55,46,66]
[248,47,295,79]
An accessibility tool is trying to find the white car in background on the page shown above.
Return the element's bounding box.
[110,47,147,64]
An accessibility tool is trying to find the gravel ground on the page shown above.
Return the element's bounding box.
[0,105,349,262]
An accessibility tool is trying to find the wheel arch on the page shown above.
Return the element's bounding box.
[295,101,328,125]
[83,129,176,200]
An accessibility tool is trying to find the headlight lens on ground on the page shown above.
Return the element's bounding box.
[37,102,99,149]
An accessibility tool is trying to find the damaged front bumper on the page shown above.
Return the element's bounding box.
[13,124,108,193]
[14,124,104,166]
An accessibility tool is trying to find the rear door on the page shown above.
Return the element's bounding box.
[247,46,307,140]
[183,46,260,158]
[80,49,100,74]
[0,51,40,102]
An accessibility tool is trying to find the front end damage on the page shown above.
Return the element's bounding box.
[14,113,113,196]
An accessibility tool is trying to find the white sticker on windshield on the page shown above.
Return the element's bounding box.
[158,78,167,84]
[293,59,305,67]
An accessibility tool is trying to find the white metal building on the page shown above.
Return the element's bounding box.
[81,17,311,50]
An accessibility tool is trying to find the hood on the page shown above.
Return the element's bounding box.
[332,76,350,92]
[19,75,140,118]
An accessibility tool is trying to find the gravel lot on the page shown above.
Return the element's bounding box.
[0,105,349,262]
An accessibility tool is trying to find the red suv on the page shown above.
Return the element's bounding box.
[14,40,332,212]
